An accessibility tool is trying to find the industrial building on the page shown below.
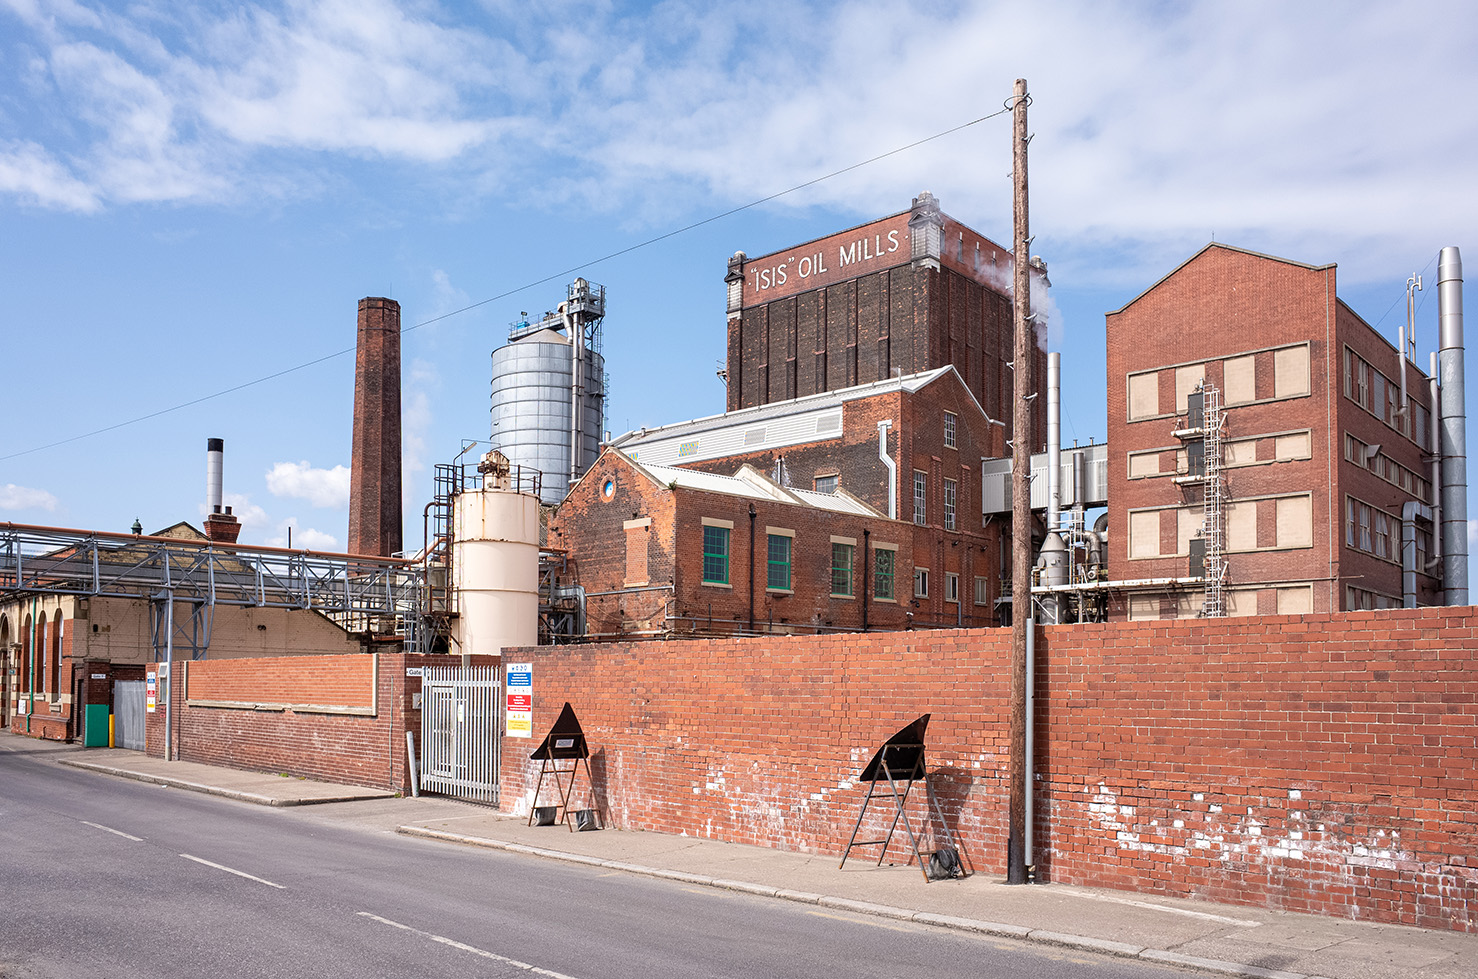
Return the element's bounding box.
[1094,243,1464,620]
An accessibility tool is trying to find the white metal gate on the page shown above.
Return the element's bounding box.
[113,680,146,751]
[419,666,500,802]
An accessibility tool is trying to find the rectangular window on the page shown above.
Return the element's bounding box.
[1374,512,1390,559]
[1372,372,1385,419]
[943,412,957,449]
[874,547,896,600]
[702,525,730,584]
[943,477,957,531]
[913,470,927,526]
[814,474,838,494]
[913,567,929,598]
[945,572,959,603]
[1128,371,1160,420]
[974,576,990,606]
[1359,503,1371,552]
[831,542,854,597]
[767,533,792,590]
[1346,497,1356,547]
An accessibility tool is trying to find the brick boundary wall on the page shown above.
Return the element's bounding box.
[498,607,1477,932]
[145,653,498,793]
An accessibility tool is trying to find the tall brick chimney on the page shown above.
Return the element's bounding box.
[348,297,403,557]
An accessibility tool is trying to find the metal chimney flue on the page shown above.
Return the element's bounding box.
[1437,246,1467,604]
[206,437,224,513]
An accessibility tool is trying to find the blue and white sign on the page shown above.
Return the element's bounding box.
[505,662,533,737]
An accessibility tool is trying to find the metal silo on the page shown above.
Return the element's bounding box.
[490,279,606,505]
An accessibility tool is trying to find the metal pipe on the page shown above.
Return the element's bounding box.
[1430,352,1442,570]
[1025,616,1035,872]
[877,420,896,519]
[1403,500,1435,608]
[862,528,871,632]
[1438,246,1467,604]
[206,438,224,513]
[748,504,757,634]
[565,304,581,490]
[1047,353,1061,533]
[1401,274,1421,412]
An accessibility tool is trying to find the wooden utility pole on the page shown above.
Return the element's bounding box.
[1007,76,1032,886]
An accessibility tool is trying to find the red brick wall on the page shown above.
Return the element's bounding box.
[499,606,1478,931]
[145,653,495,792]
[184,654,376,709]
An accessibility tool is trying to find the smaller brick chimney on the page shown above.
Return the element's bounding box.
[202,437,242,545]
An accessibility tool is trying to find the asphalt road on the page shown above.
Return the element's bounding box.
[0,745,1198,979]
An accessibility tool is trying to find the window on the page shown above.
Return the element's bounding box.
[943,412,957,449]
[974,576,990,606]
[1374,512,1391,559]
[913,470,927,525]
[945,572,959,603]
[1359,502,1371,552]
[831,541,854,597]
[814,474,838,494]
[913,567,929,598]
[874,547,896,600]
[1128,371,1159,420]
[767,532,792,590]
[943,478,957,531]
[1346,497,1356,547]
[702,524,730,584]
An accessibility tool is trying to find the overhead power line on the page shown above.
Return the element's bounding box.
[1,107,1010,464]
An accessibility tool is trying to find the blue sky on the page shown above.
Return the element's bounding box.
[1,0,1475,558]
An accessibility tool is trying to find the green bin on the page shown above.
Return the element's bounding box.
[84,704,111,747]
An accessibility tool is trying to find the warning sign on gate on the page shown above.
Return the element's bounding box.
[505,663,532,738]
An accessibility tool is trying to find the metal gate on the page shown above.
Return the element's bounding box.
[419,666,500,802]
[113,680,146,751]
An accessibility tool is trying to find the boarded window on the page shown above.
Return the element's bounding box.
[1225,588,1257,617]
[624,520,650,586]
[1225,439,1258,466]
[1277,586,1313,614]
[1128,372,1159,420]
[1227,501,1257,552]
[1224,355,1256,404]
[1275,345,1311,398]
[1275,433,1311,460]
[1276,496,1313,548]
[1175,364,1205,413]
[1177,508,1202,556]
[1129,510,1160,558]
[1128,595,1161,620]
[1128,451,1160,478]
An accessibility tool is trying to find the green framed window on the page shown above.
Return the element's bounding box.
[767,533,792,590]
[831,542,854,597]
[874,547,895,600]
[702,525,730,584]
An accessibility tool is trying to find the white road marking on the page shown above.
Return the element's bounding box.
[179,853,285,889]
[1077,890,1260,927]
[357,912,583,979]
[80,820,143,842]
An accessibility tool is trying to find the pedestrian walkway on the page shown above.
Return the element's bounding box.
[18,736,1472,979]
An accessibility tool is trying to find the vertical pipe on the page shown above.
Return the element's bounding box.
[1047,353,1061,533]
[862,528,871,632]
[565,305,581,490]
[1438,247,1467,604]
[1430,352,1443,571]
[1024,617,1035,871]
[206,438,224,513]
[747,504,757,634]
[877,421,896,519]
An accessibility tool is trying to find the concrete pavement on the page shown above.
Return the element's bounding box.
[13,735,1472,979]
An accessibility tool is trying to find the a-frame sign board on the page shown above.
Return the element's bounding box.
[527,702,598,831]
[838,714,967,882]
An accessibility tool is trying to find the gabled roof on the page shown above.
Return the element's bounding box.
[609,365,991,468]
[1111,243,1336,316]
[593,450,884,518]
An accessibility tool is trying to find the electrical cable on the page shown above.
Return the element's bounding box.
[1,107,1012,464]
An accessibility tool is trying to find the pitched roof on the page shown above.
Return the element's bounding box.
[1110,243,1335,316]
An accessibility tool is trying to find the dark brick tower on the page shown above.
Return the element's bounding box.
[348,297,402,557]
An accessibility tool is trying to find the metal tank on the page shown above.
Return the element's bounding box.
[452,452,541,660]
[490,280,606,505]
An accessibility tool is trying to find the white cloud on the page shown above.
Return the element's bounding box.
[0,140,99,211]
[266,460,350,509]
[0,483,59,511]
[197,492,267,529]
[403,357,436,517]
[266,518,339,551]
[1469,519,1478,548]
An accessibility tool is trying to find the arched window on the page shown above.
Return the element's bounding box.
[34,614,47,697]
[50,611,63,701]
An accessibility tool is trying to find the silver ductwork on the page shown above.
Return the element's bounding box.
[1438,247,1467,604]
[1047,352,1061,533]
[1403,500,1436,608]
[877,420,896,519]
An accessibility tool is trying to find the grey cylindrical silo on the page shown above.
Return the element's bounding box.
[490,328,604,505]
